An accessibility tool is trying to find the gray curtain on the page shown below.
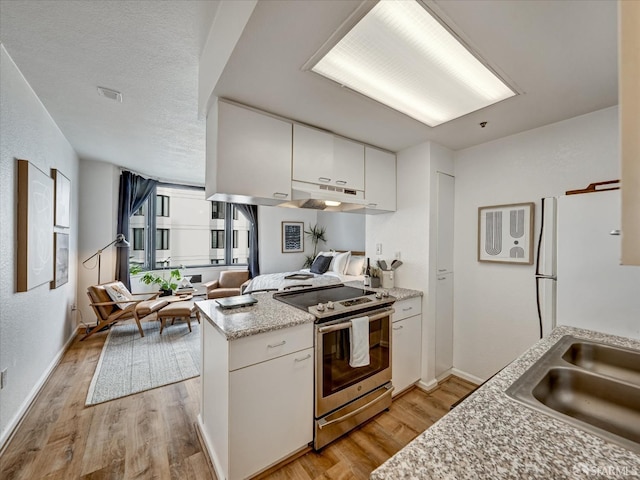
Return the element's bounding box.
[115,171,157,289]
[234,204,260,278]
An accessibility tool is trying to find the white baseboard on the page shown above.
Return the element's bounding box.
[0,328,78,452]
[450,368,484,386]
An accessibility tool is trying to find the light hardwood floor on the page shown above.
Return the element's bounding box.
[0,326,476,480]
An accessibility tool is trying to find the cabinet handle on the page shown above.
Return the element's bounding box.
[393,325,404,331]
[267,340,286,348]
[318,177,331,183]
[273,192,289,199]
[402,307,412,312]
[336,180,347,185]
[294,353,312,362]
[438,269,447,272]
[367,203,378,208]
[438,277,446,280]
[610,229,621,236]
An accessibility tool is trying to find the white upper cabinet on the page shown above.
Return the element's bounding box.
[293,124,364,191]
[333,136,365,191]
[363,147,396,212]
[213,101,292,204]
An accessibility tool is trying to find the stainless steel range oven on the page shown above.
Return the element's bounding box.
[274,284,396,449]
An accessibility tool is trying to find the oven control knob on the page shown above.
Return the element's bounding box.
[317,303,325,311]
[326,301,335,309]
[375,292,383,299]
[382,290,389,297]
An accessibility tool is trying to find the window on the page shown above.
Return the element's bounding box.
[211,230,225,249]
[133,228,145,250]
[156,228,170,250]
[211,201,225,219]
[157,195,170,217]
[129,185,249,269]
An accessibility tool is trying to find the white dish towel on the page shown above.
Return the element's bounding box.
[349,316,370,367]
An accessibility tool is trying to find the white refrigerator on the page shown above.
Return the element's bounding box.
[536,189,640,340]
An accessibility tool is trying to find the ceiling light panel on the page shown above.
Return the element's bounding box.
[311,0,516,127]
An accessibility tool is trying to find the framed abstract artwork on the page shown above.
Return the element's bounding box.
[51,232,70,288]
[17,159,54,291]
[52,169,70,228]
[281,221,304,253]
[478,202,535,264]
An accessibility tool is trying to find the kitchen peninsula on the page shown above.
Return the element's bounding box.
[196,284,422,480]
[371,326,640,479]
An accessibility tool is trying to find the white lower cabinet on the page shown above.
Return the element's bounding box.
[200,322,313,480]
[392,298,422,396]
[229,347,313,479]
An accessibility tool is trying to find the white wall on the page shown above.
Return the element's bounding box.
[257,206,318,274]
[453,106,620,381]
[0,45,80,448]
[76,159,119,325]
[317,211,365,253]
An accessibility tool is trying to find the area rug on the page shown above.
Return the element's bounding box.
[86,321,200,406]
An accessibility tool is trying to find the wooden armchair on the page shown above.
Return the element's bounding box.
[203,270,251,299]
[84,281,169,340]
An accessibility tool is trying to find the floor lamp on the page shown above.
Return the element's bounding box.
[82,233,130,284]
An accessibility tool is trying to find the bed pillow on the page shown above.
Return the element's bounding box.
[331,251,351,275]
[310,255,333,274]
[346,255,365,276]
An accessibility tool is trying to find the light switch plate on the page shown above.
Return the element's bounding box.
[376,243,382,255]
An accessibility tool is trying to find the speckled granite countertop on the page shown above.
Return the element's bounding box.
[343,281,422,301]
[371,326,640,479]
[195,293,314,340]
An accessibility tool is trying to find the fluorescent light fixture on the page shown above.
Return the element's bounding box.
[309,0,516,127]
[324,200,342,207]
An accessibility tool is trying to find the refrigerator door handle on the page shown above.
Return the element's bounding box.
[535,274,557,280]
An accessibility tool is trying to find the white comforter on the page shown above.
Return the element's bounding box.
[244,270,362,293]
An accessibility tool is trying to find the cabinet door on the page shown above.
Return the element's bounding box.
[436,173,455,273]
[229,347,313,479]
[435,272,454,378]
[392,314,422,396]
[218,102,292,202]
[292,124,334,185]
[333,136,364,190]
[364,147,396,212]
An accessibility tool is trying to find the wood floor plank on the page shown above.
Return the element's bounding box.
[0,328,475,480]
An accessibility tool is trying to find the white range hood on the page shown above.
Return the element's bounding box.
[279,180,366,212]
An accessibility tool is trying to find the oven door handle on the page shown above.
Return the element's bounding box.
[317,309,394,333]
[317,384,394,429]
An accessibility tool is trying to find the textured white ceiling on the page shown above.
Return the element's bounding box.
[0,0,218,185]
[0,0,618,186]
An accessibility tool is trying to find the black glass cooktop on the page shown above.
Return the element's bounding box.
[273,285,373,310]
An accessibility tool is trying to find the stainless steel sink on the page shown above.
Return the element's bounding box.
[506,335,640,453]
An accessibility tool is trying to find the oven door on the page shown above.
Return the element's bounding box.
[315,308,393,418]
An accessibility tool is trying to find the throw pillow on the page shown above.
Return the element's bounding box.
[310,255,333,274]
[104,283,134,309]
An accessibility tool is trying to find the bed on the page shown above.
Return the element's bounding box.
[244,251,366,293]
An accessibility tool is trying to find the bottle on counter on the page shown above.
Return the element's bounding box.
[364,257,371,287]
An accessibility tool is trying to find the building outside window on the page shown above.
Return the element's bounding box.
[211,230,225,249]
[133,228,145,250]
[211,201,225,219]
[157,195,170,217]
[129,185,249,269]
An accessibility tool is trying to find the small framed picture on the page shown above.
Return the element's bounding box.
[51,232,70,288]
[478,202,535,264]
[282,221,304,253]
